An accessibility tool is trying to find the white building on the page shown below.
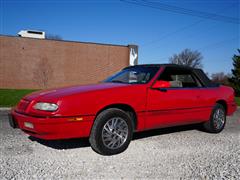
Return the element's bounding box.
[18,30,45,39]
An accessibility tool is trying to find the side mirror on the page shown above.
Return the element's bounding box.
[152,80,171,89]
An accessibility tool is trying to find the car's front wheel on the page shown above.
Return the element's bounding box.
[203,103,226,133]
[89,108,133,155]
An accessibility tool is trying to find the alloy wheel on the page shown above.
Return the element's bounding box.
[101,117,128,150]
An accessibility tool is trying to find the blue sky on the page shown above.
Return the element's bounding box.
[0,0,239,74]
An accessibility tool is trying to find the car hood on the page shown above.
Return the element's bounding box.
[24,83,129,101]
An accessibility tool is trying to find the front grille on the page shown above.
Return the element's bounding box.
[16,99,30,113]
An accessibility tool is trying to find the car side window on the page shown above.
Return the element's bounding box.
[158,67,203,88]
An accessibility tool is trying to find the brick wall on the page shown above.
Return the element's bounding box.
[0,36,130,89]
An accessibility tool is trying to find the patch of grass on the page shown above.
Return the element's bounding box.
[235,97,240,106]
[1,89,239,108]
[0,89,37,107]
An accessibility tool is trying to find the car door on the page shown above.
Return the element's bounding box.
[145,67,204,130]
[191,69,219,121]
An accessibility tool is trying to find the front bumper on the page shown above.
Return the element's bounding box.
[10,110,95,140]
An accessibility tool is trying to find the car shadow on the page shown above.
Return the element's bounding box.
[133,123,201,140]
[29,136,90,149]
[28,124,202,150]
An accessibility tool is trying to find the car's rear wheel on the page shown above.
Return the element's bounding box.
[89,108,133,155]
[203,103,226,133]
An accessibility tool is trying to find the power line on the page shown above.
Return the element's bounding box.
[141,4,235,47]
[121,0,240,24]
[142,19,204,47]
[199,36,238,51]
[121,0,239,63]
[148,37,238,62]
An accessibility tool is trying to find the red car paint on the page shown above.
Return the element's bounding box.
[11,65,237,140]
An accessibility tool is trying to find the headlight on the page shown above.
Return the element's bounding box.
[33,102,58,111]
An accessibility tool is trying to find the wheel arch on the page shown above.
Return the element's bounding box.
[216,99,228,114]
[95,103,138,130]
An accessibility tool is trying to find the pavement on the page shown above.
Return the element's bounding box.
[0,109,239,179]
[0,107,11,111]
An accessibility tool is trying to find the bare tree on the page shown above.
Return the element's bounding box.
[211,72,231,85]
[169,48,203,68]
[33,57,53,88]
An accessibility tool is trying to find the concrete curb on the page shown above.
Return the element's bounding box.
[0,107,11,111]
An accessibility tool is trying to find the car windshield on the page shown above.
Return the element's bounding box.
[104,66,160,84]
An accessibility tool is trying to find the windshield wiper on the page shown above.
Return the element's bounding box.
[110,80,126,83]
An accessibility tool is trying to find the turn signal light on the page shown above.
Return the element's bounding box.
[68,117,83,121]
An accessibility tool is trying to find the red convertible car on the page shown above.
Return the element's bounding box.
[9,64,237,155]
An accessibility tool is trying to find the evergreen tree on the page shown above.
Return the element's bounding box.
[229,49,240,96]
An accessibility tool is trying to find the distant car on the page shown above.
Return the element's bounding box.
[9,64,237,155]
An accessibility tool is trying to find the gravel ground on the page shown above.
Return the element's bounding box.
[0,109,239,179]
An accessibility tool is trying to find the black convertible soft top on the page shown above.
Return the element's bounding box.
[192,68,219,87]
[125,64,219,87]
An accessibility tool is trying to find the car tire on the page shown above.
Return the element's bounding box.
[89,108,133,155]
[203,103,226,133]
